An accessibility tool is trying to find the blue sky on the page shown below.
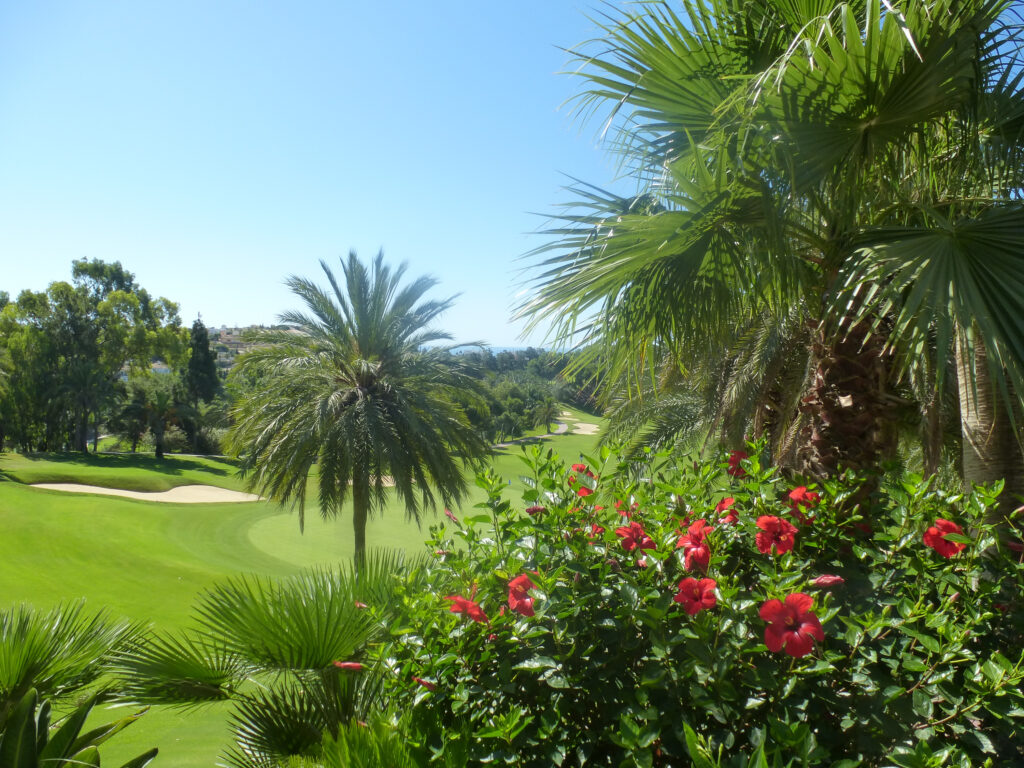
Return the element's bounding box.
[0,1,626,346]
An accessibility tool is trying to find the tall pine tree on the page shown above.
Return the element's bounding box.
[184,317,220,451]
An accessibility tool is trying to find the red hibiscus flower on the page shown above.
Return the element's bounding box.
[811,574,844,588]
[756,516,798,555]
[716,497,738,524]
[787,486,820,524]
[569,463,597,497]
[923,519,967,558]
[444,508,460,525]
[445,593,489,623]
[614,499,640,518]
[507,574,536,617]
[587,523,605,543]
[727,450,748,477]
[354,601,368,609]
[333,661,363,670]
[673,577,717,615]
[412,676,436,691]
[569,463,596,482]
[676,519,714,572]
[759,593,824,657]
[525,505,546,516]
[615,521,655,552]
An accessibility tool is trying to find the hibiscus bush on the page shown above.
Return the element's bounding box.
[377,445,1024,767]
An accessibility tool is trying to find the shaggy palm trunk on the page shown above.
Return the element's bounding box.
[153,425,165,459]
[352,480,368,574]
[797,320,899,480]
[955,333,1024,526]
[921,390,944,478]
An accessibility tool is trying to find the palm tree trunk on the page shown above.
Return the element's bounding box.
[76,412,89,454]
[955,333,1024,524]
[352,479,368,574]
[797,319,899,479]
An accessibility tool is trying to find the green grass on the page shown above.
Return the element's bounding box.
[0,452,246,492]
[0,412,606,767]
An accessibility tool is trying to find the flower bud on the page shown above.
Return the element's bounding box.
[811,574,844,588]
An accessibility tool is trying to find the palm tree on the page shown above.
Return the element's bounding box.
[0,602,138,732]
[114,551,422,768]
[145,384,177,460]
[521,0,1024,510]
[532,397,560,434]
[226,252,488,565]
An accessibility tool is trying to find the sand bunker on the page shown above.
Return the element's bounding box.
[571,422,601,436]
[31,483,261,504]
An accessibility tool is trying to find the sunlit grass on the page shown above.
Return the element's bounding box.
[0,409,606,767]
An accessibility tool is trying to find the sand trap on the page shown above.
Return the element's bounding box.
[31,483,262,504]
[571,422,601,436]
[560,411,578,420]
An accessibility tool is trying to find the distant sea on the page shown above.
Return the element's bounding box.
[449,345,546,354]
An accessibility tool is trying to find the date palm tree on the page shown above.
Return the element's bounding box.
[522,0,1024,511]
[227,251,488,565]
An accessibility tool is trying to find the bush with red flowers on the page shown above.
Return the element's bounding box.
[380,445,1024,767]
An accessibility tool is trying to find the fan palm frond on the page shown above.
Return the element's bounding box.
[0,602,138,728]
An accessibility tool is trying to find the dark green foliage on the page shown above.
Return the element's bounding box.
[0,688,156,768]
[185,318,220,407]
[379,446,1024,766]
[520,0,1024,486]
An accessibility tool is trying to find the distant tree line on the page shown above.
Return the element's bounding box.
[0,261,598,458]
[0,260,222,456]
[452,348,598,442]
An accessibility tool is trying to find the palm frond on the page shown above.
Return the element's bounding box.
[0,602,138,727]
[113,632,245,705]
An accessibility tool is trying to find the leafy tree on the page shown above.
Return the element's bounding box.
[0,261,185,452]
[522,0,1024,512]
[226,252,489,566]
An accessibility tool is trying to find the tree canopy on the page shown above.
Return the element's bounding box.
[227,251,490,564]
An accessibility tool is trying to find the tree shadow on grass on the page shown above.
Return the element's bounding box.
[490,434,558,455]
[15,452,237,478]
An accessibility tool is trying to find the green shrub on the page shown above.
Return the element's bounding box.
[379,446,1024,767]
